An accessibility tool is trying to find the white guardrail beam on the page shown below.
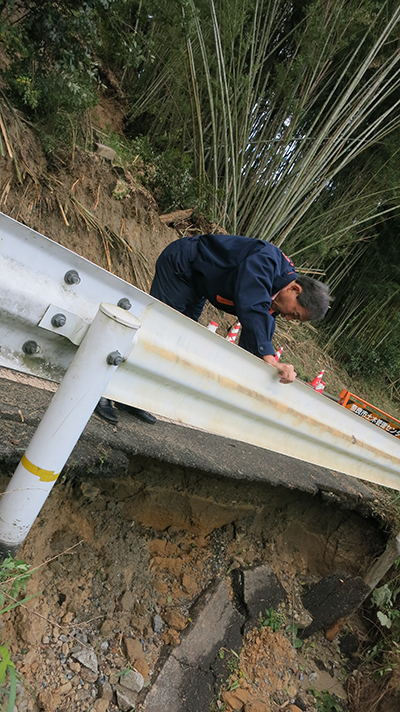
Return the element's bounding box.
[0,211,399,499]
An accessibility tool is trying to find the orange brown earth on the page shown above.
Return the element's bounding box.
[0,448,398,712]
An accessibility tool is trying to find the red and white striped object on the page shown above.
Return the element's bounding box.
[226,322,241,343]
[275,346,283,362]
[207,321,219,333]
[314,380,326,393]
[309,369,325,389]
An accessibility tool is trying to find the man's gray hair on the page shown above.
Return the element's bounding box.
[296,276,331,321]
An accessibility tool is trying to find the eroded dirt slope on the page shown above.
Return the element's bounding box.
[0,453,394,712]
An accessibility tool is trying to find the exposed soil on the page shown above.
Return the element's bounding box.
[1,95,400,712]
[0,463,373,712]
[0,446,398,712]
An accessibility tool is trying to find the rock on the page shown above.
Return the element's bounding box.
[71,648,99,674]
[288,706,303,712]
[55,681,72,694]
[153,580,169,594]
[223,688,250,709]
[134,601,147,616]
[152,614,164,633]
[161,629,181,646]
[77,633,89,645]
[120,590,135,612]
[233,565,286,622]
[116,612,131,630]
[94,142,117,161]
[130,615,145,632]
[92,700,109,712]
[157,556,184,576]
[133,657,149,678]
[100,619,115,637]
[22,649,36,666]
[165,541,180,556]
[37,690,55,711]
[163,609,187,631]
[109,671,121,686]
[149,539,167,555]
[80,668,98,683]
[52,626,60,641]
[99,681,113,702]
[119,669,144,693]
[287,682,298,698]
[16,608,47,646]
[123,636,143,663]
[80,481,100,501]
[115,684,138,711]
[76,689,91,702]
[181,572,198,596]
[244,701,268,712]
[325,618,345,641]
[69,662,80,674]
[293,698,307,712]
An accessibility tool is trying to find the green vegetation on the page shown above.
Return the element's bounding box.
[373,580,400,632]
[310,688,344,712]
[261,606,284,632]
[0,556,34,712]
[261,607,303,648]
[1,0,400,400]
[363,556,400,680]
[0,644,16,712]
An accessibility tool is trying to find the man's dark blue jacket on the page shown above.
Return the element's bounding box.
[151,234,299,358]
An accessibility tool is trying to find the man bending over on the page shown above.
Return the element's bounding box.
[96,233,330,424]
[150,233,330,383]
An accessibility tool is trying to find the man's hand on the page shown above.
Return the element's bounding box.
[262,354,297,383]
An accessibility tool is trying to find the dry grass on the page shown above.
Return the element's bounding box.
[347,663,400,712]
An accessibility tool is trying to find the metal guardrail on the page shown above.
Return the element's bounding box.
[1,211,399,491]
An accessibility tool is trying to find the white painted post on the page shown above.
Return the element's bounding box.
[0,303,141,558]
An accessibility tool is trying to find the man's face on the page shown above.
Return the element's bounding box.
[272,283,310,322]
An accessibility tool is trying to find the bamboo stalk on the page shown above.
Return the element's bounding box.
[58,200,70,227]
[0,111,13,158]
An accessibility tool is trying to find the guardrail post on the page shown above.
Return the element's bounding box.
[0,303,141,559]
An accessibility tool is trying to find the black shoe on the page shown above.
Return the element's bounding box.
[95,397,118,424]
[117,402,157,424]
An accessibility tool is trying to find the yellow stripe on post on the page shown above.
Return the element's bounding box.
[21,454,60,482]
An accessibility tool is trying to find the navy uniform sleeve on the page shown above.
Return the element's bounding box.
[234,251,278,357]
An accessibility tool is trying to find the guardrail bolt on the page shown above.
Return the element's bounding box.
[64,269,81,285]
[117,298,132,310]
[22,340,38,355]
[107,350,123,366]
[51,313,67,328]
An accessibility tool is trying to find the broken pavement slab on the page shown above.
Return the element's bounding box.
[143,578,244,712]
[232,564,287,624]
[300,571,371,638]
[143,564,308,711]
